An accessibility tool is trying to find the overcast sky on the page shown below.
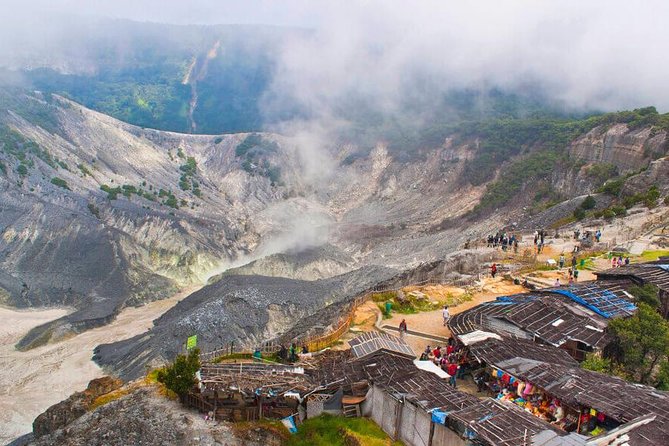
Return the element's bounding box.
[4,1,669,112]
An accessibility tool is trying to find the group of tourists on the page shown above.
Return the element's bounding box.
[419,337,465,387]
[611,255,630,268]
[275,343,306,363]
[533,229,547,253]
[486,232,519,253]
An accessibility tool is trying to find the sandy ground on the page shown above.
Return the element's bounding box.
[0,287,198,444]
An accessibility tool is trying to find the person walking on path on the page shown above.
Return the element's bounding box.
[399,319,407,339]
[442,305,450,326]
[559,254,565,269]
[491,263,498,278]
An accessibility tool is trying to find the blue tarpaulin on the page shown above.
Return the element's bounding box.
[432,409,447,424]
[281,415,298,434]
[550,287,636,319]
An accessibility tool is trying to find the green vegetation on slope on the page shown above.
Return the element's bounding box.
[50,177,70,190]
[468,106,669,215]
[0,124,55,169]
[235,134,283,186]
[287,414,402,446]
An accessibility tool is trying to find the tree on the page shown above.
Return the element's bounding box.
[655,360,669,391]
[581,353,612,374]
[607,303,669,384]
[629,284,661,309]
[157,348,201,396]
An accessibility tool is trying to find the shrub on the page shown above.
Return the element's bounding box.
[17,164,28,176]
[573,207,586,220]
[598,178,625,196]
[77,163,92,176]
[214,137,223,144]
[602,209,616,220]
[0,161,5,174]
[50,177,70,190]
[235,134,262,157]
[87,203,101,219]
[156,348,200,396]
[164,195,178,208]
[644,186,661,208]
[610,205,627,216]
[581,195,596,210]
[100,184,121,200]
[179,157,197,176]
[586,163,618,186]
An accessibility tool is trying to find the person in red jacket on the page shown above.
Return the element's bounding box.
[491,263,498,278]
[447,362,459,387]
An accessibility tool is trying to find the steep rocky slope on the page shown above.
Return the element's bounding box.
[0,90,486,348]
[569,123,666,172]
[2,88,668,355]
[94,266,398,380]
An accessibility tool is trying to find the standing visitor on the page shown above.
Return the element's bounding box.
[559,254,565,269]
[554,278,561,287]
[399,319,408,339]
[447,361,459,387]
[442,305,450,326]
[491,263,498,278]
[625,256,630,265]
[573,268,579,282]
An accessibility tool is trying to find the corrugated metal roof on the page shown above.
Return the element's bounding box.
[348,331,416,359]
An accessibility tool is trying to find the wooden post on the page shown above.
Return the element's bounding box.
[213,390,217,422]
[428,421,435,446]
[393,396,404,441]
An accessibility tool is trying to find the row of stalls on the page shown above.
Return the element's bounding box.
[465,350,669,445]
[447,274,669,445]
[448,282,637,362]
[187,331,652,446]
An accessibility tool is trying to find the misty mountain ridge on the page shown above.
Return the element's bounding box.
[0,16,599,138]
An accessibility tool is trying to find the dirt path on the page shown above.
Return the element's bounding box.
[0,286,199,444]
[381,278,525,354]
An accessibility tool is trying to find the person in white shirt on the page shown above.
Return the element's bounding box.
[442,305,450,326]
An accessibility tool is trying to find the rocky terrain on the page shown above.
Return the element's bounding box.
[15,380,283,446]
